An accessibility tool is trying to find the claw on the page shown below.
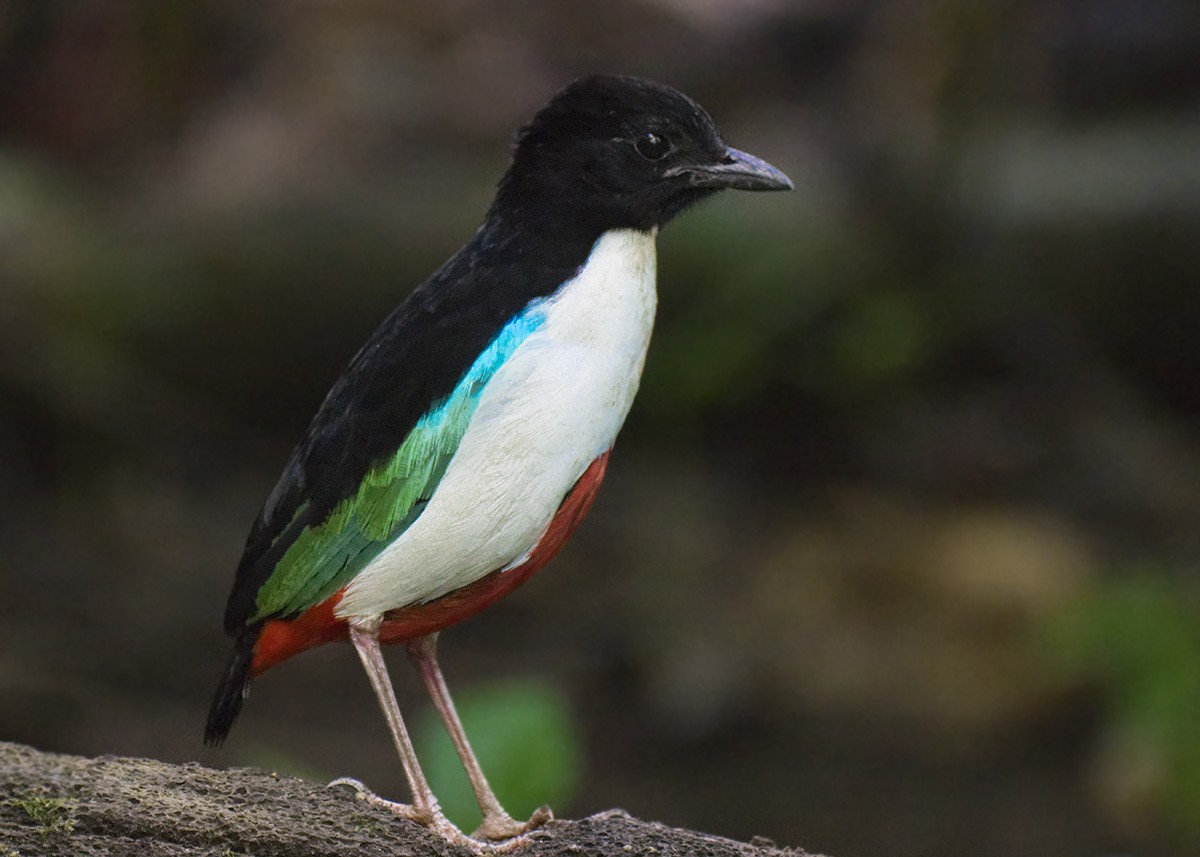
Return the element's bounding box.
[329,777,523,851]
[472,804,553,841]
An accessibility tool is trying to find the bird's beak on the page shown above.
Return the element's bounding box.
[667,147,794,192]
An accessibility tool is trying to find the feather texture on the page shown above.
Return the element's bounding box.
[337,228,656,619]
[220,213,600,634]
[250,306,548,621]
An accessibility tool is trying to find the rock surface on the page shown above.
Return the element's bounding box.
[0,741,819,857]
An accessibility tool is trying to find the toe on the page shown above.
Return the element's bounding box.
[527,805,554,828]
[473,805,554,841]
[327,778,435,825]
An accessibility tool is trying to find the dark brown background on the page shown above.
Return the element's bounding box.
[2,2,1199,856]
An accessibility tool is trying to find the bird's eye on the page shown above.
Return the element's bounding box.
[635,132,671,160]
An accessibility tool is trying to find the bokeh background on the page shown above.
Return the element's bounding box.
[2,2,1199,856]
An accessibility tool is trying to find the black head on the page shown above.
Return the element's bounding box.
[492,75,792,234]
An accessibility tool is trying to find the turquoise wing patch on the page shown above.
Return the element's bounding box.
[251,306,545,621]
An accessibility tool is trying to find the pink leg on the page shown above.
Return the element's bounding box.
[331,620,472,846]
[407,633,553,841]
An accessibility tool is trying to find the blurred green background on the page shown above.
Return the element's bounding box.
[1,2,1198,855]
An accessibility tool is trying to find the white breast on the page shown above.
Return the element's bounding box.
[337,228,658,620]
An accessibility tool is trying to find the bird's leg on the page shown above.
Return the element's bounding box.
[407,633,553,841]
[331,619,471,845]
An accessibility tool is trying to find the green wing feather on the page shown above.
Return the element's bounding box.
[250,307,546,621]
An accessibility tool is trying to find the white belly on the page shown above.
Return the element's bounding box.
[337,228,657,620]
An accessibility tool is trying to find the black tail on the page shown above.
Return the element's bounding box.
[204,625,261,746]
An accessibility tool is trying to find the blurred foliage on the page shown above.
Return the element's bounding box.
[414,679,582,832]
[1,2,1199,856]
[1045,572,1200,836]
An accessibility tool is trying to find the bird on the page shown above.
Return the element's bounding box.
[205,74,792,848]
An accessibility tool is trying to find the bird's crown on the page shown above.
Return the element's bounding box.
[493,75,779,233]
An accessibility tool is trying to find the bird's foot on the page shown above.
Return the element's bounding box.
[473,804,554,842]
[328,777,471,847]
[328,776,434,824]
[329,778,551,852]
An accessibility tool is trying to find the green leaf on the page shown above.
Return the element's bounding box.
[1043,570,1200,833]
